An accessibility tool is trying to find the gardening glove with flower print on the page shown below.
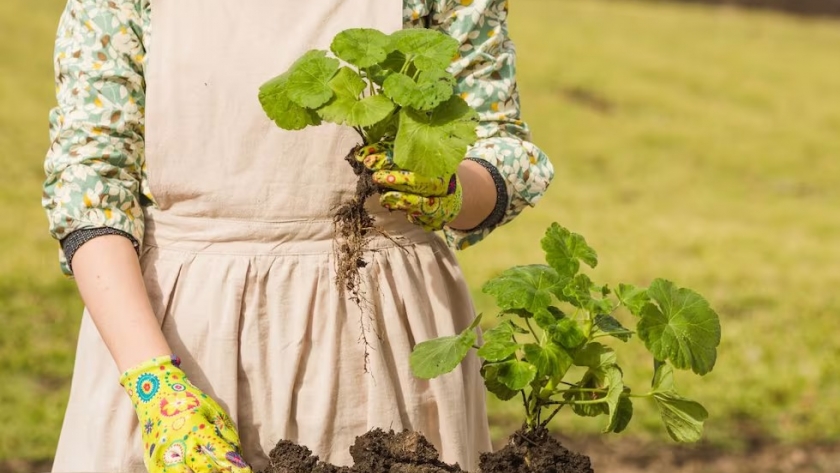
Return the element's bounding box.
[120,355,252,473]
[356,143,463,232]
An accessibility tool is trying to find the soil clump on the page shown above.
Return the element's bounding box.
[260,428,594,473]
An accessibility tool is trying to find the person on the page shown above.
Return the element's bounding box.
[42,1,554,472]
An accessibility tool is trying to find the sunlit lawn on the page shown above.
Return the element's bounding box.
[2,0,839,467]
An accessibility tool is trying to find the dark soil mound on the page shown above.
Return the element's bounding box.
[261,428,593,473]
[480,427,593,473]
[261,429,465,473]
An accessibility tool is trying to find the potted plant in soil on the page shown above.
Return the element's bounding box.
[257,27,722,473]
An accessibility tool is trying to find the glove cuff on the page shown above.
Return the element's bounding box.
[119,354,187,404]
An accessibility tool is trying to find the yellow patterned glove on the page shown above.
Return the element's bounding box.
[120,355,252,473]
[356,144,463,232]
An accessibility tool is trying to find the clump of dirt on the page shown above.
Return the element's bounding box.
[260,429,466,473]
[479,427,593,473]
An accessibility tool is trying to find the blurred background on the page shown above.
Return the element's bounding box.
[2,0,839,472]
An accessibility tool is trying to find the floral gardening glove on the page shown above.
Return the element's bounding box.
[120,355,252,473]
[356,143,463,231]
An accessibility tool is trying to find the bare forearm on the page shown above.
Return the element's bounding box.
[71,235,171,373]
[449,159,497,231]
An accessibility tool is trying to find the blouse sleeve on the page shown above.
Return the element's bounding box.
[417,0,555,249]
[42,0,149,275]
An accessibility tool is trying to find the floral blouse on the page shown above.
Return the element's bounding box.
[43,0,554,275]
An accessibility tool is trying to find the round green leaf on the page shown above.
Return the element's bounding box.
[410,330,477,379]
[286,53,340,108]
[329,67,366,98]
[541,223,598,278]
[318,94,395,127]
[390,28,459,71]
[477,339,519,362]
[548,318,587,350]
[393,95,478,177]
[496,359,538,391]
[331,28,393,68]
[523,343,572,380]
[637,279,722,375]
[481,363,519,401]
[481,265,565,317]
[383,70,454,111]
[652,391,708,442]
[258,73,322,130]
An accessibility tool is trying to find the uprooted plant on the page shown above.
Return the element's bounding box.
[410,222,722,447]
[258,28,477,310]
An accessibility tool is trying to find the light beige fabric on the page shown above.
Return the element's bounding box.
[52,1,491,472]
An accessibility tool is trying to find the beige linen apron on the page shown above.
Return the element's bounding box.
[52,1,491,472]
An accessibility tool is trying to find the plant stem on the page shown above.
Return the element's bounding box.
[364,68,375,97]
[591,331,634,340]
[352,126,365,141]
[399,56,413,75]
[541,405,563,428]
[544,398,608,406]
[557,388,607,395]
[524,318,539,340]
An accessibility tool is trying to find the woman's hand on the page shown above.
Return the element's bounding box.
[121,355,252,473]
[356,144,463,231]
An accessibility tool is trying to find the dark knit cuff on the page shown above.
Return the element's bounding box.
[461,157,510,232]
[61,227,141,272]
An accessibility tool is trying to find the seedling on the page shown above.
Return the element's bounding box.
[410,223,722,443]
[258,28,477,309]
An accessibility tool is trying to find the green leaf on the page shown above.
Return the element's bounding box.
[541,223,598,278]
[481,363,519,401]
[652,360,676,392]
[594,314,633,342]
[617,284,650,317]
[564,372,609,417]
[533,306,565,330]
[258,73,322,130]
[496,359,538,391]
[652,391,708,442]
[637,279,721,375]
[286,51,340,108]
[523,343,572,380]
[566,344,620,417]
[501,308,534,319]
[602,366,626,433]
[330,28,392,68]
[482,265,566,317]
[364,112,399,143]
[562,274,595,309]
[393,95,478,176]
[328,67,366,98]
[390,28,459,71]
[574,342,618,369]
[548,317,587,350]
[317,68,396,127]
[477,338,519,362]
[383,70,455,111]
[609,397,634,433]
[368,50,411,86]
[410,329,476,379]
[483,321,515,342]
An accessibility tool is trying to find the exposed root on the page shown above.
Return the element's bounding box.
[333,144,390,373]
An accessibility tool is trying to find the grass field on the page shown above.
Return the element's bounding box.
[1,0,839,468]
